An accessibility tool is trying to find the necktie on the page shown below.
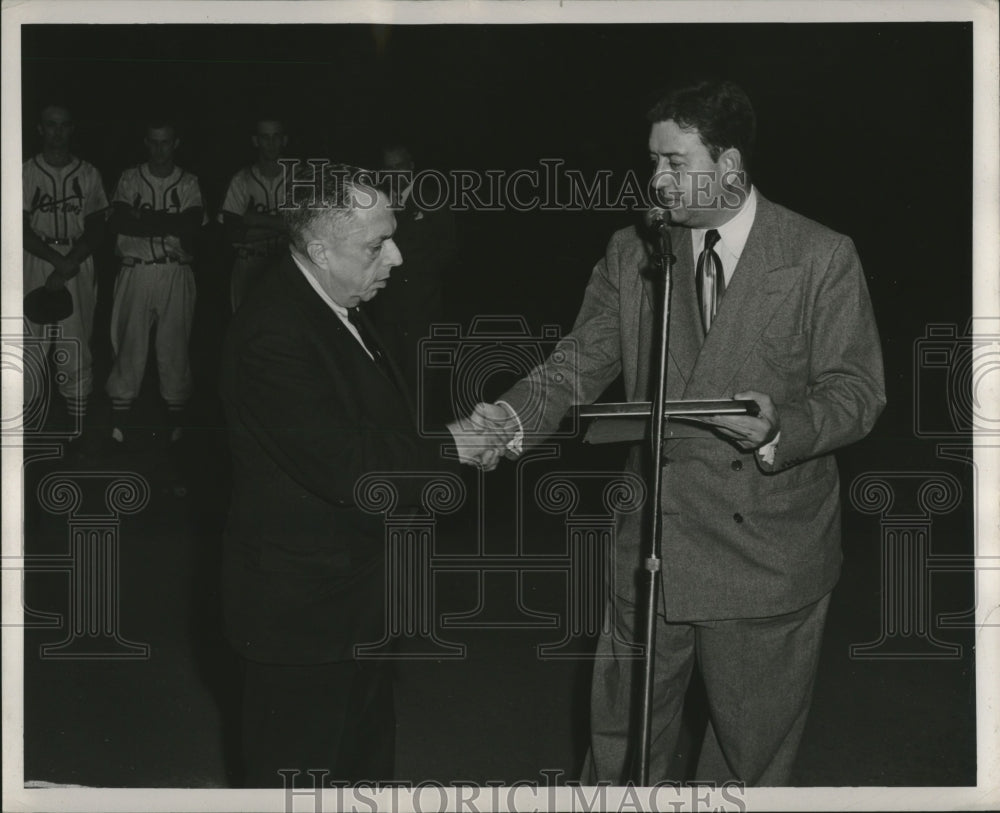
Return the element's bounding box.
[347,307,393,378]
[696,228,725,334]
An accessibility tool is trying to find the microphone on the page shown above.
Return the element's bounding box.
[644,206,675,272]
[644,205,671,234]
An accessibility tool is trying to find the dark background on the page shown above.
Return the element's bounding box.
[19,22,978,789]
[22,23,972,349]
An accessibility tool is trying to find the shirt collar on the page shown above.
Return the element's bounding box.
[694,185,758,260]
[140,163,181,184]
[37,153,77,171]
[290,250,349,318]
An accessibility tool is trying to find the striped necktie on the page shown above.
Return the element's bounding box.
[696,228,725,334]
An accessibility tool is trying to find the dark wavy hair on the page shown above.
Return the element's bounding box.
[646,80,756,173]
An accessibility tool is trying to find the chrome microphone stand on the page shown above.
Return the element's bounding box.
[636,215,675,785]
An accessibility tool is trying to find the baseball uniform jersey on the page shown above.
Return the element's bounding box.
[22,154,109,404]
[221,165,288,310]
[105,163,203,406]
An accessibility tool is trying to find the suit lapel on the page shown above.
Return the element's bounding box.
[638,225,702,399]
[283,256,419,424]
[353,306,418,418]
[683,193,795,398]
[283,255,347,341]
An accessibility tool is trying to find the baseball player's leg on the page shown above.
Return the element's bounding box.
[23,252,51,296]
[55,260,97,421]
[21,318,52,413]
[22,254,55,410]
[154,265,196,438]
[230,257,250,312]
[105,266,152,442]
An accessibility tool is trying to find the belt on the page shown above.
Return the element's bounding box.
[43,237,75,246]
[122,256,185,267]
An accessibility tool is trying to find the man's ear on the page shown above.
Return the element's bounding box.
[305,239,327,268]
[719,146,743,175]
[251,136,260,150]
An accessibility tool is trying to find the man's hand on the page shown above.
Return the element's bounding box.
[700,390,780,451]
[471,402,523,464]
[446,402,517,470]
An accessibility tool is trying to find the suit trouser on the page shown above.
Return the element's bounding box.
[581,591,830,786]
[240,657,395,788]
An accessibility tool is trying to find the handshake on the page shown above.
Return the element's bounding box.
[445,402,521,471]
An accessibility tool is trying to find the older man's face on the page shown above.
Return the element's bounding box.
[313,189,403,308]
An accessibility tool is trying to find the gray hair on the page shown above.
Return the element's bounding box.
[281,162,380,254]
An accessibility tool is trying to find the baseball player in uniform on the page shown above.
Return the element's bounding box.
[105,119,204,448]
[220,117,288,311]
[22,103,108,429]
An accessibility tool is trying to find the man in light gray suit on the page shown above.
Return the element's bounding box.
[478,80,885,785]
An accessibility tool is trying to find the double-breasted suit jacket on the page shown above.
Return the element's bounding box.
[220,254,457,664]
[501,192,886,620]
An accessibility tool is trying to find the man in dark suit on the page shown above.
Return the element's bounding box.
[220,163,499,787]
[481,80,886,784]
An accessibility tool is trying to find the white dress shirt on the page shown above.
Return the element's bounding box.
[291,251,374,360]
[690,186,778,462]
[690,185,758,287]
[502,185,778,461]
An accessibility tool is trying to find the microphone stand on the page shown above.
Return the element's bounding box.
[635,217,675,785]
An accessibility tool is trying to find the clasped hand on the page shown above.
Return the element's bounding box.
[446,402,518,471]
[699,390,780,451]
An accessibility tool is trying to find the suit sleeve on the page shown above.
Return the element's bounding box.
[231,321,460,507]
[500,235,625,445]
[764,235,886,471]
